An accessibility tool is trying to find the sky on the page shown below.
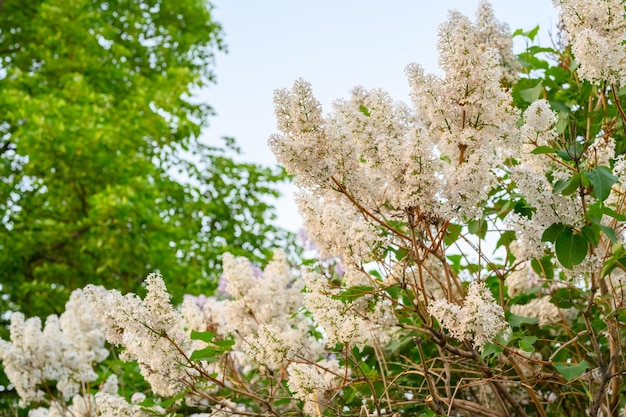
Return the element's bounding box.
[200,1,559,232]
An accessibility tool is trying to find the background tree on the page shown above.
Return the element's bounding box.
[0,0,294,319]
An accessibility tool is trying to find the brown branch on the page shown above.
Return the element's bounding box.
[590,349,621,417]
[414,337,443,411]
[440,397,507,417]
[331,176,411,242]
[507,355,549,417]
[611,83,626,135]
[461,343,528,417]
[159,331,282,416]
[428,329,477,359]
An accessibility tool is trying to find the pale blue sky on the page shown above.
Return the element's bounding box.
[201,1,559,231]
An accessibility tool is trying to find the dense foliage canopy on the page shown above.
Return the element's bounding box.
[0,0,292,319]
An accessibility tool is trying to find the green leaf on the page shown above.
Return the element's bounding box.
[480,342,503,359]
[546,66,572,85]
[580,225,599,246]
[189,332,234,362]
[161,391,187,408]
[468,219,487,239]
[444,223,462,245]
[550,287,581,308]
[541,223,566,243]
[531,145,556,155]
[496,230,516,249]
[555,361,589,382]
[556,142,583,161]
[552,173,580,196]
[600,225,618,243]
[513,200,536,218]
[359,105,371,117]
[139,397,156,407]
[555,229,588,269]
[394,247,409,261]
[518,335,537,352]
[527,25,540,41]
[508,314,538,328]
[556,112,568,134]
[332,286,375,302]
[213,338,236,350]
[447,254,463,274]
[584,166,618,201]
[531,256,555,279]
[190,330,216,344]
[601,205,626,221]
[387,335,415,356]
[601,254,626,277]
[586,205,623,242]
[513,25,540,41]
[190,346,221,363]
[549,100,570,114]
[519,81,543,103]
[369,269,382,280]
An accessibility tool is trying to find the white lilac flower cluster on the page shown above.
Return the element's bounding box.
[517,99,559,171]
[219,251,306,338]
[94,390,169,417]
[428,281,509,348]
[28,375,123,417]
[269,2,519,273]
[505,261,542,297]
[84,274,192,397]
[475,0,521,84]
[296,191,388,264]
[287,359,343,416]
[407,2,520,220]
[555,0,626,85]
[303,271,369,349]
[510,297,578,327]
[0,289,108,406]
[304,267,396,349]
[0,292,158,417]
[587,136,616,169]
[213,251,324,371]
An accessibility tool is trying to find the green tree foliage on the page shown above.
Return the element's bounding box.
[0,0,293,319]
